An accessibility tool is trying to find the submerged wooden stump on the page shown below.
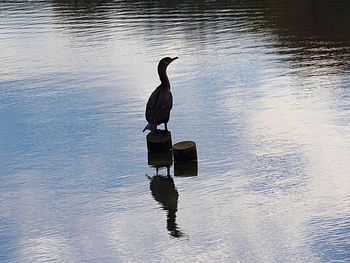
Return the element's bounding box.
[173,141,197,162]
[174,161,198,177]
[146,131,172,152]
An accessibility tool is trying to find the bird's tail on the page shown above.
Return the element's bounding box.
[143,123,151,132]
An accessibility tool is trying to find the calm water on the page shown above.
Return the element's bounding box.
[1,0,350,262]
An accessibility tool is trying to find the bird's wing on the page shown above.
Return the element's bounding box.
[153,89,172,124]
[146,85,173,124]
[145,86,161,123]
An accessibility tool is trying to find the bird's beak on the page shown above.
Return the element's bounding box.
[171,57,178,62]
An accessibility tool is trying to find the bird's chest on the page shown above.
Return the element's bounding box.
[160,89,171,101]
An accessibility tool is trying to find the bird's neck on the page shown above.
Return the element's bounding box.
[158,67,170,88]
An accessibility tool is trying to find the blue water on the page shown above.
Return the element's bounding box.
[1,1,350,262]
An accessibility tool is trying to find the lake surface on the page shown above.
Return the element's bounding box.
[1,0,350,262]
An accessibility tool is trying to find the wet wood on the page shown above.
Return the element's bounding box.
[173,141,197,162]
[146,131,172,152]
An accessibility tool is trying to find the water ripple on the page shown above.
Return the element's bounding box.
[1,0,350,262]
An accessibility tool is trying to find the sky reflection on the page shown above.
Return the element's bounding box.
[1,0,350,262]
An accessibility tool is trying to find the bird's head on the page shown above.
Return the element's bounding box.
[158,57,178,70]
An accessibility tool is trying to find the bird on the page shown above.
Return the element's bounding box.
[143,57,178,133]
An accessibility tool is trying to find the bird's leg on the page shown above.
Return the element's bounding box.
[164,123,168,132]
[151,123,157,133]
[166,166,170,177]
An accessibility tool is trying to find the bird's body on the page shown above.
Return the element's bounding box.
[144,84,173,132]
[143,57,178,132]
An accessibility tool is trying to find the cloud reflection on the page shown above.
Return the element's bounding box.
[1,0,350,262]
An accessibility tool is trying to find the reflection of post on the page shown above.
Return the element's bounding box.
[174,161,198,177]
[148,150,173,169]
[147,175,184,238]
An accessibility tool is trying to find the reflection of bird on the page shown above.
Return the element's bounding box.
[143,57,178,132]
[146,174,184,238]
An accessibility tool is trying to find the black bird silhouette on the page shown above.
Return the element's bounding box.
[143,57,178,132]
[146,174,184,238]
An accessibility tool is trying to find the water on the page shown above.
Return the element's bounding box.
[1,0,350,262]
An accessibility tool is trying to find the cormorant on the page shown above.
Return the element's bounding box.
[146,174,184,238]
[143,57,178,132]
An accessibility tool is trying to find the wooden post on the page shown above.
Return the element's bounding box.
[173,141,197,162]
[146,131,172,152]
